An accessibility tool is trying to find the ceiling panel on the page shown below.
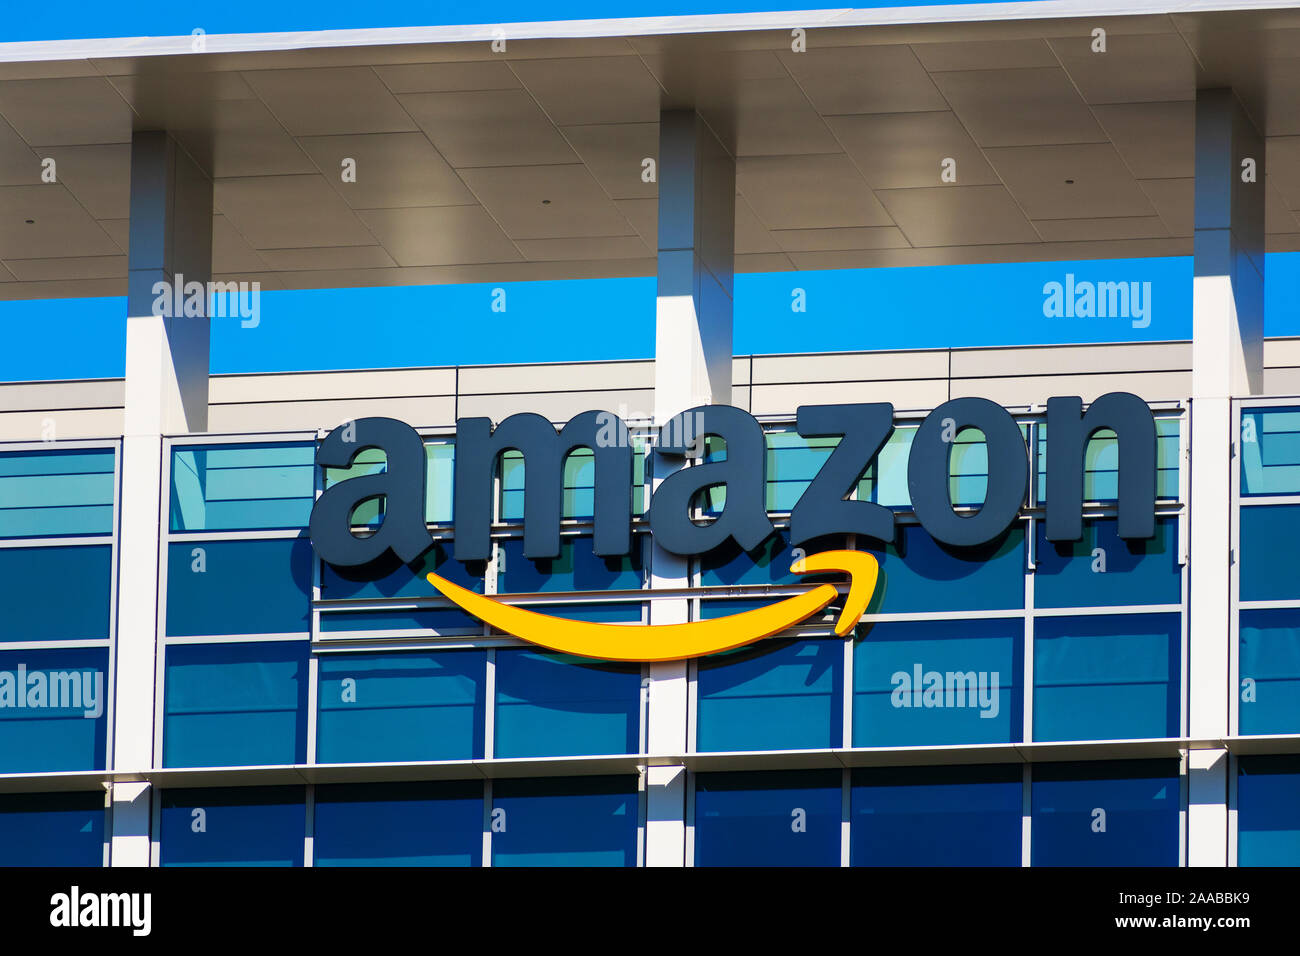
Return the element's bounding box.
[734,195,781,254]
[297,131,474,208]
[1048,32,1196,104]
[214,175,376,249]
[911,38,1057,72]
[0,185,122,258]
[737,154,891,229]
[39,144,130,220]
[1268,137,1300,209]
[514,236,651,261]
[875,185,1039,246]
[374,60,519,93]
[698,76,841,156]
[777,45,947,116]
[458,164,636,239]
[510,56,663,125]
[0,77,133,146]
[560,123,659,201]
[173,99,316,179]
[771,225,909,252]
[1033,216,1168,242]
[356,205,520,266]
[243,67,417,136]
[258,245,398,271]
[399,89,577,167]
[0,115,40,186]
[211,214,268,273]
[1092,102,1195,180]
[2,255,124,281]
[932,68,1107,147]
[1137,177,1193,236]
[828,111,999,188]
[614,197,657,244]
[985,143,1155,220]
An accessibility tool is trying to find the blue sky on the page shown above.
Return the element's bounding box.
[3,254,1297,381]
[3,1,1022,43]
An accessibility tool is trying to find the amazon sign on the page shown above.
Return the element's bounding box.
[309,394,1158,661]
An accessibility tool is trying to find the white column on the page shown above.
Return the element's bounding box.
[1188,89,1263,867]
[645,111,735,867]
[112,132,212,866]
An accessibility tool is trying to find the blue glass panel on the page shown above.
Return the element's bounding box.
[0,792,104,866]
[491,776,637,867]
[699,530,811,588]
[1239,608,1300,735]
[0,646,108,772]
[1239,505,1300,601]
[0,545,111,641]
[499,447,645,521]
[314,782,482,866]
[1237,755,1300,866]
[166,538,312,636]
[318,608,479,633]
[160,787,305,866]
[323,440,456,526]
[1035,517,1180,608]
[700,598,779,619]
[494,650,640,757]
[766,431,836,512]
[163,641,309,767]
[851,765,1022,866]
[320,540,483,600]
[870,523,1024,613]
[1030,760,1179,866]
[694,770,840,866]
[1038,418,1180,501]
[317,651,485,763]
[857,426,913,507]
[499,535,643,593]
[853,619,1022,746]
[1033,614,1179,741]
[170,442,314,531]
[697,639,843,752]
[1241,407,1300,496]
[0,448,114,538]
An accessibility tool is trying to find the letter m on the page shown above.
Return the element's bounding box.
[1045,392,1156,542]
[453,411,632,561]
[1097,281,1129,318]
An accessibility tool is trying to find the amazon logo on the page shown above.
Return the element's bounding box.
[310,396,1158,661]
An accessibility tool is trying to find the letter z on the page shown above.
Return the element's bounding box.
[790,403,895,547]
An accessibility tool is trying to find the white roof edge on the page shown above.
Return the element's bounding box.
[0,0,1294,64]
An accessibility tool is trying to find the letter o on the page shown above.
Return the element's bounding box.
[906,398,1027,547]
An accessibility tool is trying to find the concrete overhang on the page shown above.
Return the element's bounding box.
[3,2,1300,299]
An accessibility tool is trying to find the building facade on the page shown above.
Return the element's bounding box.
[3,3,1300,866]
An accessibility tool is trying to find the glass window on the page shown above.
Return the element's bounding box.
[1033,614,1180,741]
[0,792,104,866]
[857,426,913,507]
[871,523,1025,613]
[699,530,804,588]
[0,545,111,641]
[1239,505,1300,602]
[1030,760,1179,866]
[493,650,640,758]
[765,431,836,512]
[851,765,1022,866]
[159,787,305,866]
[853,619,1022,747]
[697,639,843,752]
[0,646,108,773]
[1237,755,1300,866]
[323,439,455,526]
[1239,608,1300,735]
[163,641,308,767]
[1037,417,1180,502]
[313,782,482,866]
[320,540,482,600]
[1241,407,1300,496]
[499,534,643,593]
[166,538,312,636]
[316,651,486,763]
[170,442,314,531]
[490,776,637,867]
[693,770,841,866]
[0,448,114,538]
[1034,517,1180,608]
[500,444,646,521]
[318,608,480,634]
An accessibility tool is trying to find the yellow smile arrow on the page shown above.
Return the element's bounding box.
[425,549,878,662]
